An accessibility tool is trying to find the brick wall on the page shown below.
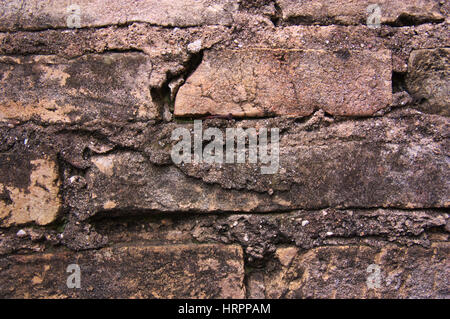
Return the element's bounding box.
[0,0,448,298]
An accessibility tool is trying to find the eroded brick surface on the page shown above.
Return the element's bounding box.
[175,49,392,117]
[0,155,61,226]
[76,113,448,215]
[0,0,238,31]
[0,244,245,298]
[0,53,157,124]
[277,0,444,25]
[407,48,450,116]
[0,0,448,300]
[261,244,449,298]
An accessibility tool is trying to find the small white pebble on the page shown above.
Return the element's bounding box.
[326,231,334,236]
[24,138,28,145]
[187,39,202,53]
[302,220,309,226]
[16,229,27,237]
[243,234,249,242]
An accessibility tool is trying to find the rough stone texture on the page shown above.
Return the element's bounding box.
[91,209,449,264]
[0,0,448,299]
[47,111,447,219]
[0,0,238,31]
[0,244,245,298]
[0,19,448,73]
[260,244,449,298]
[0,155,61,226]
[175,49,392,117]
[277,0,445,26]
[0,52,157,125]
[407,48,450,116]
[84,151,271,214]
[175,112,449,209]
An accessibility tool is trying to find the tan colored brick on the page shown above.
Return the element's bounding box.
[0,53,157,124]
[175,49,392,117]
[0,156,61,226]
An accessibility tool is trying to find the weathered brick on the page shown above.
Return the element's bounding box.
[0,52,158,124]
[277,0,444,25]
[73,112,448,217]
[0,244,245,298]
[0,0,447,301]
[407,48,450,116]
[175,49,392,117]
[262,243,449,298]
[94,208,448,263]
[85,152,270,214]
[0,155,61,226]
[0,0,238,31]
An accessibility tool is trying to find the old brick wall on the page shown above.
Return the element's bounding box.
[0,0,449,298]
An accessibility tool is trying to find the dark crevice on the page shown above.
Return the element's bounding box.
[385,13,444,27]
[151,84,172,120]
[281,17,445,28]
[392,71,407,93]
[0,21,212,34]
[270,1,282,27]
[2,15,446,35]
[88,48,145,55]
[182,50,204,82]
[87,206,449,223]
[283,15,317,26]
[411,96,429,105]
[293,113,316,124]
[153,50,204,120]
[175,113,280,121]
[425,225,448,235]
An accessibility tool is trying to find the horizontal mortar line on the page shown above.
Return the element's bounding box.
[0,19,447,35]
[0,48,148,60]
[2,235,445,258]
[281,20,446,28]
[0,21,230,34]
[0,240,244,257]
